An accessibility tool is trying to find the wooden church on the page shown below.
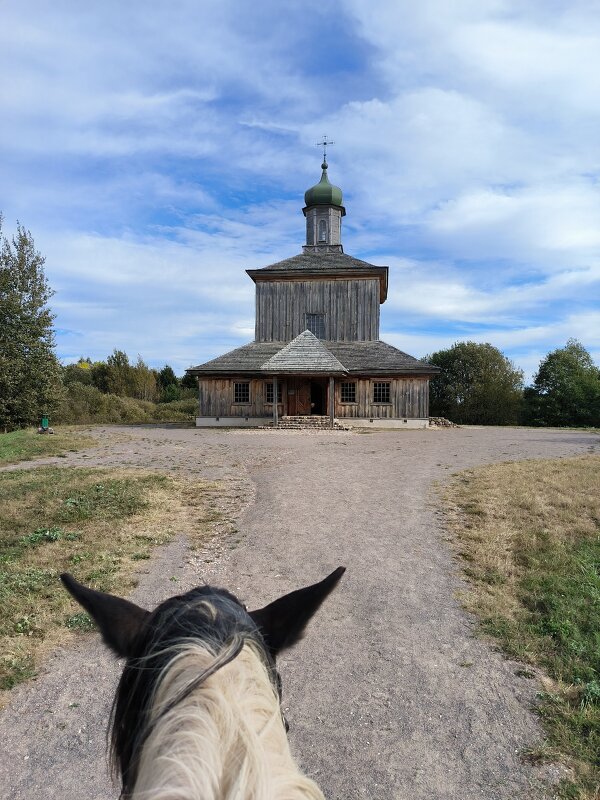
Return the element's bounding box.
[187,158,438,428]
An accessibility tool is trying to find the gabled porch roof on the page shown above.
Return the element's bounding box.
[260,330,346,375]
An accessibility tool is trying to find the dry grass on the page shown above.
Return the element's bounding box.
[0,466,217,706]
[0,427,98,465]
[445,454,600,800]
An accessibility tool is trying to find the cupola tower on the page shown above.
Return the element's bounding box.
[302,160,346,254]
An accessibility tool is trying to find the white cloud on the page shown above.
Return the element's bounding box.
[427,182,600,264]
[1,0,599,383]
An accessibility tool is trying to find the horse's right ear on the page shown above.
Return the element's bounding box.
[60,573,150,658]
[249,566,345,658]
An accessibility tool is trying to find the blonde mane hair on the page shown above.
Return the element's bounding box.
[131,640,325,800]
[60,568,345,800]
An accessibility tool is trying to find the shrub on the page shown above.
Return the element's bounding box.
[55,383,195,425]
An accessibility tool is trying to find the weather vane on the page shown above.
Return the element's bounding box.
[316,135,334,163]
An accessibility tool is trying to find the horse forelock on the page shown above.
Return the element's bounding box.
[110,585,275,798]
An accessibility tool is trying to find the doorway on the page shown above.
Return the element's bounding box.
[310,379,326,415]
[286,378,327,415]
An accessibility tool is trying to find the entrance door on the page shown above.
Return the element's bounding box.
[287,378,311,415]
[296,380,311,415]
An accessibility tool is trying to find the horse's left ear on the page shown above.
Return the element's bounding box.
[249,566,345,658]
[60,573,150,658]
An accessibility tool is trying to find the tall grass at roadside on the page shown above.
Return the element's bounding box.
[0,466,212,700]
[445,454,600,800]
[54,383,197,424]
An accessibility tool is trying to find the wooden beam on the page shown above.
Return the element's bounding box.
[329,375,335,429]
[273,375,279,428]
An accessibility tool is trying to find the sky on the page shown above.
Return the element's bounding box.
[1,0,599,383]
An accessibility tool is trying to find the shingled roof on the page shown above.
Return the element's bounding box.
[261,331,346,374]
[246,252,389,302]
[188,338,438,376]
[251,252,383,272]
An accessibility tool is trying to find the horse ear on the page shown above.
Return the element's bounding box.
[249,567,345,658]
[60,573,150,658]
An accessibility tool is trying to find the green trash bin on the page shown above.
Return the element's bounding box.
[41,416,49,431]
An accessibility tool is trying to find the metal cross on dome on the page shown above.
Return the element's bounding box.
[316,135,334,162]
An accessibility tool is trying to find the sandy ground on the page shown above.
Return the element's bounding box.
[0,424,598,800]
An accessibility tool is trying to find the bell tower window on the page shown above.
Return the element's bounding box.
[318,219,327,243]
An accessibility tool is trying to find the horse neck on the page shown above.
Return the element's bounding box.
[131,642,325,800]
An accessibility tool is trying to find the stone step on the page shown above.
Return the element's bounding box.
[261,416,351,431]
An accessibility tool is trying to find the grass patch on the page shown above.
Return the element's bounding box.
[0,427,97,466]
[0,465,213,701]
[445,455,600,799]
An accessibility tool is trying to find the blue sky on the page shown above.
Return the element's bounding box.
[2,1,599,383]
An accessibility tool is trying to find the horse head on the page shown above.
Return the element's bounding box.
[61,567,345,799]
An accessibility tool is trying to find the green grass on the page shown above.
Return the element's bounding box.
[0,427,97,466]
[0,465,209,697]
[445,455,600,799]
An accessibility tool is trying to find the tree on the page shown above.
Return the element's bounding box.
[181,371,197,390]
[157,364,180,402]
[91,360,111,393]
[131,355,158,402]
[63,358,94,386]
[524,339,600,427]
[426,341,524,425]
[106,349,133,396]
[0,217,63,431]
[157,365,177,389]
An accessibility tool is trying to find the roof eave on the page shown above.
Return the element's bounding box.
[246,266,389,303]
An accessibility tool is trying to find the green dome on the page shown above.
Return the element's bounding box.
[304,161,343,207]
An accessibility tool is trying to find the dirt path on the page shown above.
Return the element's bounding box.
[1,425,597,799]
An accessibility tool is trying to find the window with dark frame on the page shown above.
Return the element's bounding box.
[265,382,282,403]
[340,381,356,403]
[373,381,391,403]
[233,382,250,403]
[306,312,326,339]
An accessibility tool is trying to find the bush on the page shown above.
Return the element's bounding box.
[55,383,195,425]
[161,398,197,415]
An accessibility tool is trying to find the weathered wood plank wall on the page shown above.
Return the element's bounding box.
[198,378,283,417]
[255,278,380,341]
[336,377,429,418]
[199,376,429,418]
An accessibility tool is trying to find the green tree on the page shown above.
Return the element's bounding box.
[91,360,111,393]
[181,371,197,390]
[0,217,63,431]
[106,349,133,396]
[524,339,600,427]
[157,364,180,402]
[63,358,94,386]
[157,364,177,389]
[131,355,158,402]
[426,341,524,425]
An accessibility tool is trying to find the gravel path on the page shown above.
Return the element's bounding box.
[0,424,597,800]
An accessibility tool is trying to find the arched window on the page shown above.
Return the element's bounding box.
[318,219,327,243]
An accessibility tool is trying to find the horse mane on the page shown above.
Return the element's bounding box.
[111,590,324,800]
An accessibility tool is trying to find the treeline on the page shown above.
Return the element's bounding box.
[62,352,196,403]
[426,339,600,427]
[55,353,197,425]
